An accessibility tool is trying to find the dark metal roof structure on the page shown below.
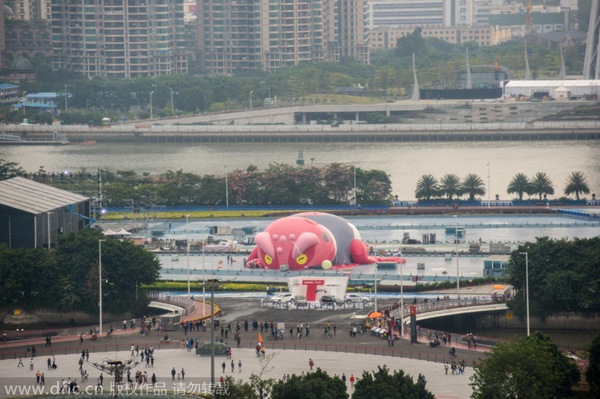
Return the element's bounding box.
[0,177,88,214]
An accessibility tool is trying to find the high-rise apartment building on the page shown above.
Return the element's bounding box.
[51,0,188,79]
[197,0,368,75]
[4,0,51,20]
[329,0,369,64]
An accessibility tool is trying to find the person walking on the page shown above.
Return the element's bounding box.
[17,357,24,368]
[238,360,242,373]
[181,368,185,381]
[231,359,235,373]
[222,361,226,373]
[309,358,314,371]
[171,367,176,381]
[349,374,356,390]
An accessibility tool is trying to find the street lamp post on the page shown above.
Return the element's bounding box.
[353,166,357,207]
[519,252,530,336]
[454,215,460,297]
[149,91,154,119]
[249,91,253,109]
[64,84,69,111]
[202,233,206,316]
[186,215,191,298]
[207,279,218,387]
[400,253,404,338]
[373,226,378,312]
[98,239,106,335]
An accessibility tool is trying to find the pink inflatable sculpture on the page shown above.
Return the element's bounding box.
[245,212,404,271]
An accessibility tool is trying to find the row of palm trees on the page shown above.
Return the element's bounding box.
[415,171,592,201]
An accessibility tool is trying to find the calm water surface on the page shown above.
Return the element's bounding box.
[2,140,599,200]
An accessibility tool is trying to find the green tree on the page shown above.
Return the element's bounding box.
[507,173,532,201]
[439,174,462,200]
[461,173,485,201]
[352,365,434,399]
[470,333,580,399]
[415,174,439,200]
[510,237,600,320]
[564,171,590,200]
[0,159,26,180]
[54,229,160,314]
[360,168,393,204]
[530,172,554,200]
[0,245,58,309]
[271,368,348,399]
[587,333,600,397]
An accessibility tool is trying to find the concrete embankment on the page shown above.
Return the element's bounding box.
[3,120,600,143]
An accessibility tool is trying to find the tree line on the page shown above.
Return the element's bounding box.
[415,171,592,201]
[0,229,160,315]
[25,163,393,208]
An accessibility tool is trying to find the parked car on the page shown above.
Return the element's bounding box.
[344,294,369,304]
[271,293,295,304]
[294,295,308,306]
[196,341,230,356]
[320,295,343,305]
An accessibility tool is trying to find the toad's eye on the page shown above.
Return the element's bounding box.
[264,255,273,265]
[296,254,308,265]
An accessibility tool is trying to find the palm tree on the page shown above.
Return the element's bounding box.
[439,174,462,200]
[564,171,590,200]
[461,174,486,201]
[415,174,439,200]
[507,173,532,201]
[530,172,554,200]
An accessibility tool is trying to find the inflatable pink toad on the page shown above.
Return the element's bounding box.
[245,212,403,271]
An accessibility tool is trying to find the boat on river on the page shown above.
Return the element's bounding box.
[0,131,69,145]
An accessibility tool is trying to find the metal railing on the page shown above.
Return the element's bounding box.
[147,292,196,316]
[0,339,478,368]
[389,297,499,320]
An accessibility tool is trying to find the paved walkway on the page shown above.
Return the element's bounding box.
[1,298,489,398]
[0,347,474,399]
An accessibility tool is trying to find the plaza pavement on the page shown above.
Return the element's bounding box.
[0,346,474,399]
[1,296,489,398]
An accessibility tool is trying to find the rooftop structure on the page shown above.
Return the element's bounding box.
[0,177,90,248]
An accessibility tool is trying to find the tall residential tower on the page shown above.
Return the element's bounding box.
[196,0,368,75]
[51,0,188,78]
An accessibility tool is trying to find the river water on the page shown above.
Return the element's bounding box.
[1,140,600,201]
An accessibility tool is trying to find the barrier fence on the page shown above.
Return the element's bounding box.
[0,338,476,368]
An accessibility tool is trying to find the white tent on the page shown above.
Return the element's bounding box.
[103,229,118,236]
[553,85,571,100]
